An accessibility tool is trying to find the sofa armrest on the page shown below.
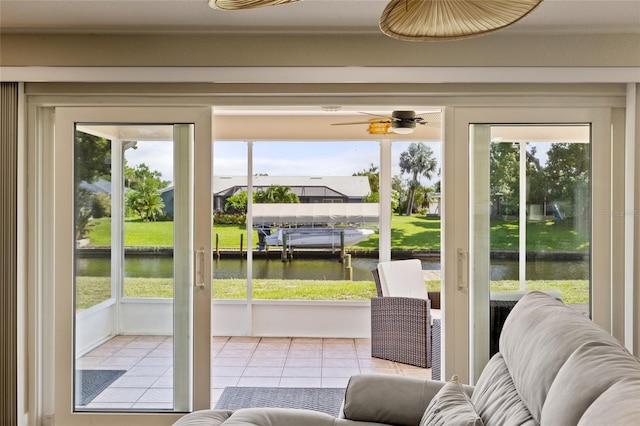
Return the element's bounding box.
[341,374,445,426]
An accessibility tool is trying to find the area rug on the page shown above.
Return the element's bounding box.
[76,369,126,405]
[215,387,346,416]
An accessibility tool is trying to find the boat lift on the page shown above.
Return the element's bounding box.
[253,203,379,262]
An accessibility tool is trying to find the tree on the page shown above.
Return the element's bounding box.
[254,185,299,204]
[399,142,437,215]
[75,188,94,239]
[74,131,111,239]
[223,185,299,215]
[490,143,520,216]
[126,184,166,222]
[544,143,590,218]
[391,176,405,213]
[75,131,111,183]
[225,191,248,213]
[354,163,380,200]
[414,185,436,212]
[525,145,547,209]
[125,163,169,192]
[124,163,169,221]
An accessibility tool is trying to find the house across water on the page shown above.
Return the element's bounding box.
[160,175,372,216]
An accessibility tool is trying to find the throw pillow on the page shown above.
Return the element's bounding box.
[420,375,484,426]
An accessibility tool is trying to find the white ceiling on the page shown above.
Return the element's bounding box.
[1,0,639,35]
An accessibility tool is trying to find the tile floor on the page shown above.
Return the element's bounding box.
[78,335,432,410]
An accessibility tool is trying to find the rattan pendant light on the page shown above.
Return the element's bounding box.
[379,0,544,41]
[209,0,300,11]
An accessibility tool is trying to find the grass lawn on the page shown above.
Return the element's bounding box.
[86,215,589,252]
[75,276,588,310]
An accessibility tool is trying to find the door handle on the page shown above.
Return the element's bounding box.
[457,248,468,290]
[195,247,205,289]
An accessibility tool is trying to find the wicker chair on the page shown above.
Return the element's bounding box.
[370,260,441,372]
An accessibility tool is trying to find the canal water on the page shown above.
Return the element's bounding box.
[75,256,589,281]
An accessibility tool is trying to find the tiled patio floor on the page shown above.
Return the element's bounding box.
[78,335,432,409]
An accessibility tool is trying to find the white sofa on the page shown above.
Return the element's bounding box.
[174,292,640,425]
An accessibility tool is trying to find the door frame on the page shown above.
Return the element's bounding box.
[442,106,615,384]
[43,107,212,425]
[23,88,633,424]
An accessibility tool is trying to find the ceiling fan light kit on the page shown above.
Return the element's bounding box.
[390,110,418,134]
[391,122,416,134]
[379,0,544,41]
[367,119,392,135]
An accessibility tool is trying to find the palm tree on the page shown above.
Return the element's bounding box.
[414,185,436,213]
[254,185,299,203]
[126,182,165,221]
[399,142,437,216]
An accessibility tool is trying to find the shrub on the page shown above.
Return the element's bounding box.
[92,192,111,218]
[214,211,246,225]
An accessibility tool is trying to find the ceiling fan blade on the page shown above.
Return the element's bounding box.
[357,112,393,119]
[414,112,442,124]
[331,120,391,126]
[209,0,301,11]
[413,120,441,128]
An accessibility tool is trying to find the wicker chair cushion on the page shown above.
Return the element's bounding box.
[377,259,429,299]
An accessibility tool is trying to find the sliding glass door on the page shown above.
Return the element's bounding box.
[470,124,592,371]
[444,107,613,384]
[51,108,212,424]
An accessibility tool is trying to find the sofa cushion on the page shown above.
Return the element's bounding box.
[577,378,640,426]
[419,376,483,426]
[499,291,621,422]
[541,341,640,425]
[173,410,233,425]
[471,354,535,426]
[222,407,337,426]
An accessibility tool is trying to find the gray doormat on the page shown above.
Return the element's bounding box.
[215,387,346,417]
[76,369,126,405]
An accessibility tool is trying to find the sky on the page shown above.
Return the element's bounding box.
[125,141,175,183]
[124,137,573,188]
[125,140,444,187]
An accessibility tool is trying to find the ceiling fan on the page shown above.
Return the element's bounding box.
[208,0,544,41]
[331,111,440,135]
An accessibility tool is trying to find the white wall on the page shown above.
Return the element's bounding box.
[76,299,372,355]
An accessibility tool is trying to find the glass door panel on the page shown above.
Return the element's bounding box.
[73,124,192,412]
[470,124,592,375]
[53,107,211,424]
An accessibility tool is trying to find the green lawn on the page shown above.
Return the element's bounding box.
[75,276,588,310]
[86,215,589,252]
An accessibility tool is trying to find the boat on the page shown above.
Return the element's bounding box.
[252,202,379,249]
[259,227,374,248]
